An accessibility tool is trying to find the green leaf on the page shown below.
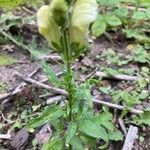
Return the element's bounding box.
[70,135,84,150]
[66,122,77,143]
[123,29,150,43]
[42,62,60,87]
[105,15,122,26]
[114,8,128,18]
[43,139,64,150]
[108,130,123,141]
[28,105,64,128]
[92,15,106,37]
[132,11,146,20]
[79,119,109,143]
[74,83,93,114]
[95,112,114,131]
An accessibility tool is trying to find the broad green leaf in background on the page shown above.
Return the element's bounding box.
[92,15,106,37]
[132,11,147,20]
[105,14,122,26]
[114,8,129,18]
[66,122,77,143]
[28,105,64,128]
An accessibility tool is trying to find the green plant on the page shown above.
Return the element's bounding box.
[92,0,150,45]
[112,90,141,117]
[26,0,123,149]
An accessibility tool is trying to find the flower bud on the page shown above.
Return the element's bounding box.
[70,0,98,45]
[37,5,61,50]
[50,0,68,26]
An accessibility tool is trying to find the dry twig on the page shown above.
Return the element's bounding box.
[95,71,138,81]
[14,72,143,115]
[15,72,68,96]
[0,134,11,140]
[118,118,127,136]
[93,99,143,114]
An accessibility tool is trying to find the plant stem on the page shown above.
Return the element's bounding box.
[62,30,73,150]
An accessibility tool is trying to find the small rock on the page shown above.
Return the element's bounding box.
[35,123,52,145]
[10,128,29,150]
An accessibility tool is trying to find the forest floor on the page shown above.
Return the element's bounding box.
[0,7,150,150]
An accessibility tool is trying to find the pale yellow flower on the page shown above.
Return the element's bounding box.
[37,5,61,49]
[70,0,98,45]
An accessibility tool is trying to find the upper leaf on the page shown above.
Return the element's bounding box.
[92,15,106,37]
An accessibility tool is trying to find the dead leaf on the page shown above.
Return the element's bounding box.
[1,44,15,53]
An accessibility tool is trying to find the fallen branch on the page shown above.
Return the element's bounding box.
[15,72,68,96]
[46,96,63,105]
[118,118,127,136]
[38,54,62,63]
[95,71,138,81]
[0,134,11,140]
[0,66,40,103]
[122,125,138,150]
[15,72,143,115]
